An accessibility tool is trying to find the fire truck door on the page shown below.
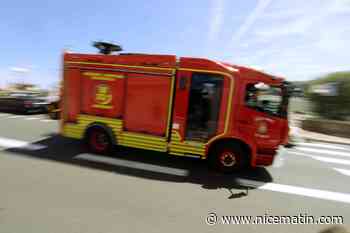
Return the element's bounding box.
[185,73,224,142]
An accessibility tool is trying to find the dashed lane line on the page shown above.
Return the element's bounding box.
[0,114,55,122]
[40,119,55,122]
[1,136,350,205]
[237,178,350,204]
[7,115,26,119]
[295,142,349,151]
[287,151,350,166]
[77,153,350,204]
[295,147,350,158]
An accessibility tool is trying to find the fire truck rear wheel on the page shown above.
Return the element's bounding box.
[86,127,112,154]
[209,143,248,173]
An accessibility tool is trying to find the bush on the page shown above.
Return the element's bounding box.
[306,71,350,120]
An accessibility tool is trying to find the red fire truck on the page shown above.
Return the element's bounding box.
[61,42,289,172]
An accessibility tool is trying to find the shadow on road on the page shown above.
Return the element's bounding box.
[5,135,273,198]
[0,110,47,115]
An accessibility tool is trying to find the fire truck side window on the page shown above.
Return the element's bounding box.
[245,84,259,107]
[186,73,223,141]
[245,83,283,116]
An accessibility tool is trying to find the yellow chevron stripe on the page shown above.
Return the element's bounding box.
[90,77,116,81]
[169,145,205,153]
[169,148,204,156]
[78,115,123,124]
[121,132,167,142]
[92,104,113,109]
[120,137,167,147]
[169,151,185,156]
[119,141,167,152]
[169,130,206,155]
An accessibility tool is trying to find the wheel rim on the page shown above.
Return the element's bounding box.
[90,130,109,151]
[220,151,236,167]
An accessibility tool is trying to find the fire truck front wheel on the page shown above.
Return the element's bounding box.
[86,127,113,154]
[209,143,248,173]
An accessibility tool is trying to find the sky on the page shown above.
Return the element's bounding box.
[0,0,349,88]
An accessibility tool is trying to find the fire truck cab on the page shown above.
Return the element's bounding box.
[61,45,289,172]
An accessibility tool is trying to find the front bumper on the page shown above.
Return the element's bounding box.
[256,154,275,166]
[255,148,277,166]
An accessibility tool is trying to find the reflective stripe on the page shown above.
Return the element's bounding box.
[178,68,233,78]
[169,144,205,153]
[169,130,206,156]
[90,77,116,81]
[119,137,167,147]
[83,72,124,78]
[170,148,203,156]
[169,152,201,158]
[66,61,174,72]
[121,132,167,142]
[165,75,176,138]
[119,141,167,152]
[92,104,113,109]
[63,115,123,140]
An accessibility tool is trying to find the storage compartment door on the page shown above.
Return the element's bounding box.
[124,74,172,136]
[80,71,125,118]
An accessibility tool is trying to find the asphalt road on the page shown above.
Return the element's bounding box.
[0,112,349,233]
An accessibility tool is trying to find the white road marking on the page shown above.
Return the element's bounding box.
[237,178,350,204]
[288,151,350,166]
[75,153,188,176]
[312,156,350,166]
[0,134,349,204]
[295,142,349,151]
[333,168,350,176]
[0,137,46,150]
[25,117,40,120]
[1,128,350,204]
[295,147,350,158]
[0,114,53,122]
[7,115,26,119]
[77,154,350,204]
[35,114,46,118]
[40,119,55,122]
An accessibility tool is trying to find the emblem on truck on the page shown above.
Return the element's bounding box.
[93,84,113,108]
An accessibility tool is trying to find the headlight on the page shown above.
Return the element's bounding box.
[257,121,268,134]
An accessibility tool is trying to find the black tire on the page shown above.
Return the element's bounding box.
[21,108,29,115]
[48,111,59,120]
[86,127,112,154]
[208,143,248,173]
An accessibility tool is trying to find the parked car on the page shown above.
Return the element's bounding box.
[0,92,49,114]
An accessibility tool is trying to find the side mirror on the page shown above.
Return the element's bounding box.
[254,82,270,90]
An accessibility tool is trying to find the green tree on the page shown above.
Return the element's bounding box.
[306,71,350,120]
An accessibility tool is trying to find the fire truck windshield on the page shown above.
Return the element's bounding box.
[245,83,288,118]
